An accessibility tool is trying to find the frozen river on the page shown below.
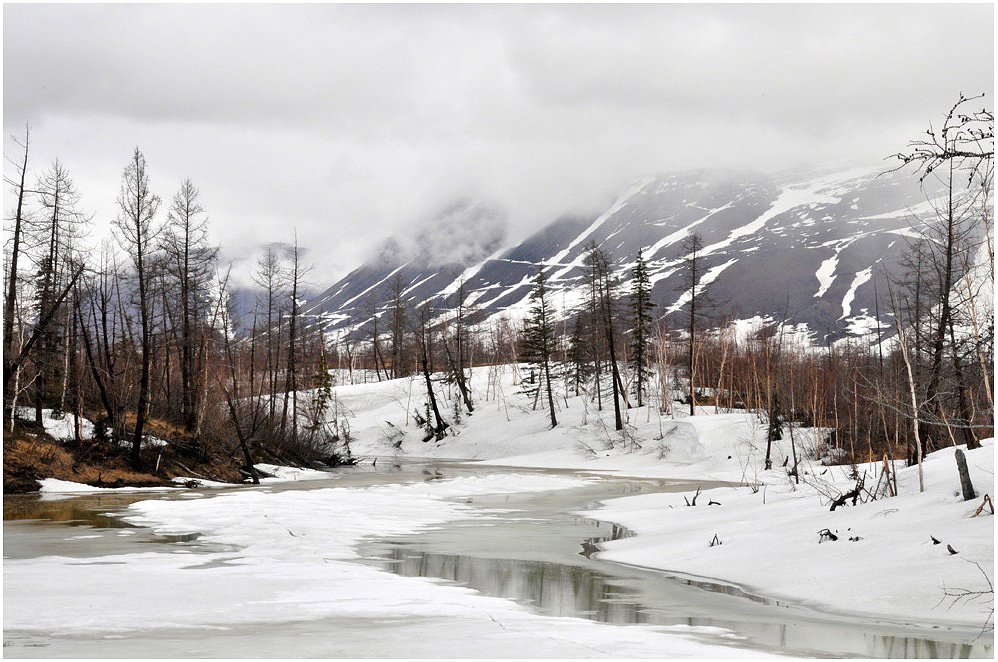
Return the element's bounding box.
[3,460,992,658]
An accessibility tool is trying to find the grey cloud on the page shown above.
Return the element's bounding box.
[3,4,992,287]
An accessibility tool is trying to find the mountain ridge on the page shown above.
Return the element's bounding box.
[303,165,931,343]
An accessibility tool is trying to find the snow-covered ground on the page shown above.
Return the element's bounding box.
[9,365,993,652]
[36,464,338,497]
[340,368,826,484]
[13,407,168,449]
[13,407,94,441]
[339,369,778,481]
[589,442,994,628]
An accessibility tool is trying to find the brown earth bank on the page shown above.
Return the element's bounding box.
[2,418,249,494]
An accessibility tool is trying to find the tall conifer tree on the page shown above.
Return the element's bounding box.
[523,268,558,427]
[629,248,655,408]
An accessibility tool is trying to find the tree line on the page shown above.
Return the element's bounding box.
[3,96,992,484]
[3,139,345,481]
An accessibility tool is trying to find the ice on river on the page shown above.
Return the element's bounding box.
[4,473,767,658]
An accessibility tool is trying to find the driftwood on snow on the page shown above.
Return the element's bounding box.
[829,479,864,511]
[973,494,993,517]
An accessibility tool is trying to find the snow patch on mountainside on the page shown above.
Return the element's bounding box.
[647,202,735,258]
[814,253,839,298]
[437,244,509,299]
[701,181,842,257]
[339,262,410,310]
[667,258,739,314]
[548,177,654,281]
[840,267,873,319]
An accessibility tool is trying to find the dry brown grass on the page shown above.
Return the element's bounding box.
[120,412,193,442]
[3,418,245,494]
[3,433,169,493]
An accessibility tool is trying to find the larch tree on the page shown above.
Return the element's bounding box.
[387,273,408,378]
[443,281,474,414]
[362,299,387,381]
[162,178,217,432]
[679,231,706,416]
[31,160,88,421]
[280,236,307,445]
[253,246,285,423]
[890,94,994,454]
[414,303,448,439]
[113,147,161,468]
[3,125,31,407]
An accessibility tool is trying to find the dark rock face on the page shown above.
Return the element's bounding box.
[304,166,933,342]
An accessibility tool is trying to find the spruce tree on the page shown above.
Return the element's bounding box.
[629,248,655,408]
[566,314,590,397]
[309,342,333,433]
[583,244,604,410]
[523,268,558,427]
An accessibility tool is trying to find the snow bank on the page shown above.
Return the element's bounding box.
[117,434,170,450]
[315,370,993,628]
[38,478,177,494]
[587,441,995,627]
[168,465,331,489]
[35,464,335,496]
[14,407,94,441]
[170,476,240,488]
[254,463,334,482]
[337,370,778,482]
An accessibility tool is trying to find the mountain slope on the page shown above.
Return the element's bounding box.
[304,166,932,342]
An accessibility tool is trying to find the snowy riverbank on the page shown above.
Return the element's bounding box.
[338,369,994,630]
[588,442,994,629]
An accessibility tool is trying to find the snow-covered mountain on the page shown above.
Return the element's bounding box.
[304,166,933,342]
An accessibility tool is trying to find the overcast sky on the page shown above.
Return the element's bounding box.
[4,4,993,287]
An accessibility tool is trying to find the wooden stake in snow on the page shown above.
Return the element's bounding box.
[954,448,976,501]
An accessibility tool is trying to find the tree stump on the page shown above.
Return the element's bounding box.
[955,448,976,501]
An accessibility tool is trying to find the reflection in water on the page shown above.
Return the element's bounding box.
[3,493,150,528]
[363,512,991,659]
[371,546,987,659]
[382,545,650,624]
[580,523,630,558]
